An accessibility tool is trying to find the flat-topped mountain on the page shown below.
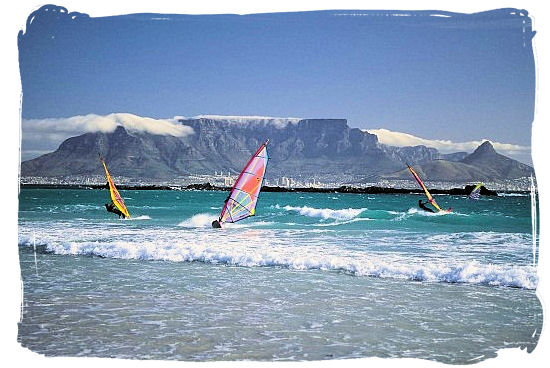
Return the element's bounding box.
[21,117,533,182]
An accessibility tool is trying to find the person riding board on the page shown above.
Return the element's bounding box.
[105,202,126,218]
[211,195,231,228]
[418,199,435,213]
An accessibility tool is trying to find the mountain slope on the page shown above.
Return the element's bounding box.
[21,118,533,182]
[460,141,533,178]
[385,141,533,181]
[22,118,406,179]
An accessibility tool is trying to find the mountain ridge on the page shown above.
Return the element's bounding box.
[20,117,533,182]
[385,141,533,181]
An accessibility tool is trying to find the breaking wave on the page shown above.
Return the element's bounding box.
[275,205,367,220]
[127,215,151,220]
[18,226,537,289]
[177,213,274,228]
[178,213,217,228]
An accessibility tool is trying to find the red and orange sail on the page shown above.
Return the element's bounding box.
[219,140,269,224]
[100,156,130,218]
[407,164,443,212]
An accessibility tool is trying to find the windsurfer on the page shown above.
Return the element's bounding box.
[214,139,269,228]
[418,199,435,213]
[105,202,126,218]
[211,197,230,228]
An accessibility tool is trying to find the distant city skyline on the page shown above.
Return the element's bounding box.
[18,6,536,162]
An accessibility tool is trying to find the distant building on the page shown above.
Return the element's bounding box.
[306,179,321,188]
[224,176,234,186]
[280,176,294,188]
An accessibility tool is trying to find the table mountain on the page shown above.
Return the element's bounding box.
[20,117,532,182]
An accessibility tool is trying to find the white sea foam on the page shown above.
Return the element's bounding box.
[178,213,218,228]
[177,213,273,228]
[407,208,444,216]
[276,205,367,220]
[18,224,538,289]
[127,215,151,220]
[405,207,469,217]
[387,208,445,220]
[312,218,373,227]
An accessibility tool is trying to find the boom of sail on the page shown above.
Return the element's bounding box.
[218,140,269,224]
[406,164,444,212]
[100,156,130,218]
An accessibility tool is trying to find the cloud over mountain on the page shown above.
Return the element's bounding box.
[366,128,531,164]
[21,113,194,161]
[21,116,533,182]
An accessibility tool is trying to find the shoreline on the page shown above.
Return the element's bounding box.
[19,182,506,196]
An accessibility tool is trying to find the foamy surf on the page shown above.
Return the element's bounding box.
[275,205,367,220]
[312,218,373,227]
[126,215,151,220]
[177,213,274,228]
[18,232,537,289]
[178,213,217,228]
[404,207,467,216]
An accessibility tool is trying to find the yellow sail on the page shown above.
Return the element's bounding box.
[100,157,130,218]
[469,182,483,200]
[407,164,443,212]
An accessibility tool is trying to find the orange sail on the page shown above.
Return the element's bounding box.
[407,164,443,212]
[100,156,130,218]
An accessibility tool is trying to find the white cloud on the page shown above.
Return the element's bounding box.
[21,113,194,160]
[366,128,530,156]
[23,112,194,137]
[179,115,302,129]
[366,128,533,164]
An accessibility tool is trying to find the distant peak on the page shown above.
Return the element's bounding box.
[474,140,496,154]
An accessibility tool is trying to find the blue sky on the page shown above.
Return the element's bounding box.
[18,6,535,160]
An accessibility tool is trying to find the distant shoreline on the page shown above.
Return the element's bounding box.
[19,182,513,196]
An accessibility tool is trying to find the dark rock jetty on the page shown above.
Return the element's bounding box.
[21,183,499,196]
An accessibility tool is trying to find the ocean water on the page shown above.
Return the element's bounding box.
[18,188,542,363]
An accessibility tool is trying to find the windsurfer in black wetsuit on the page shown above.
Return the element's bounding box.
[418,199,435,213]
[212,195,232,228]
[105,202,125,218]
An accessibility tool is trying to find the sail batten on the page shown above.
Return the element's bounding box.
[219,140,269,224]
[100,157,130,218]
[407,164,443,212]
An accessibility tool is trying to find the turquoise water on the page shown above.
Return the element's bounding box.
[18,188,541,363]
